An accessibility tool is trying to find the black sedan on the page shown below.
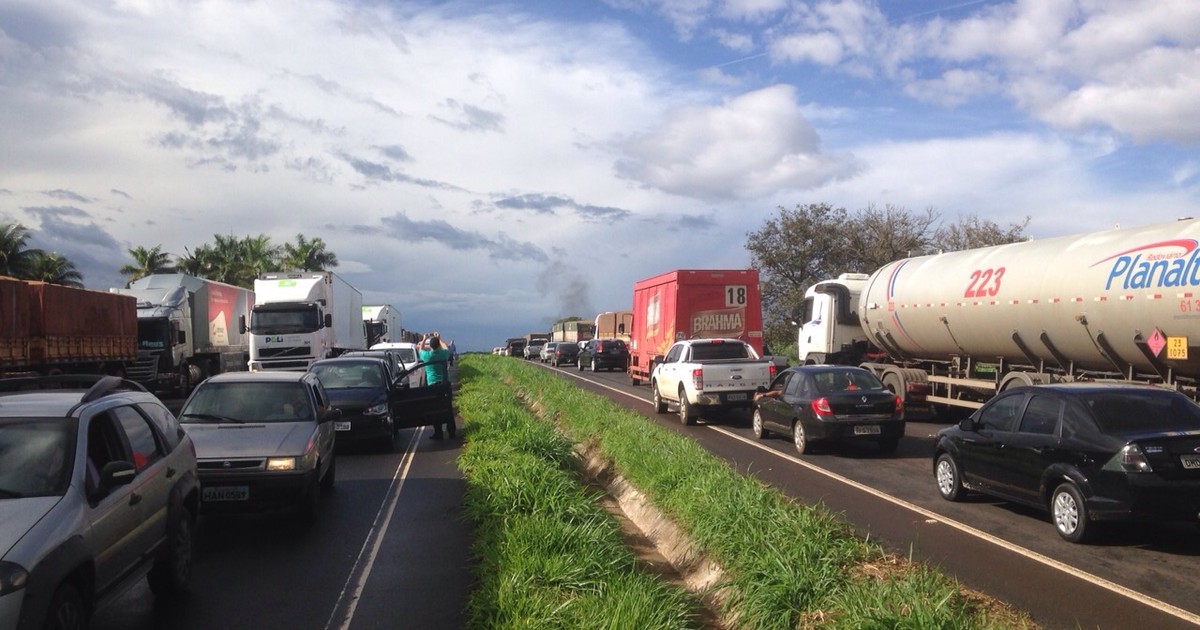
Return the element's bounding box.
[308,357,397,451]
[933,382,1200,543]
[751,366,904,454]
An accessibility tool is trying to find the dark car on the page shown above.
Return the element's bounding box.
[309,357,400,451]
[933,383,1200,543]
[552,342,580,367]
[577,338,629,372]
[0,376,199,630]
[751,366,904,455]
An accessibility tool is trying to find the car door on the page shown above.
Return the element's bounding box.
[390,362,454,430]
[110,405,173,563]
[654,343,685,402]
[956,392,1025,493]
[997,393,1066,505]
[757,371,796,433]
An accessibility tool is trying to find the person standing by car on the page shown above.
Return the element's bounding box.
[419,332,456,440]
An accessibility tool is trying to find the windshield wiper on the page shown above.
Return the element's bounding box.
[180,412,246,424]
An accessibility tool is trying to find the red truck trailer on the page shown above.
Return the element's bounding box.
[627,269,764,385]
[1,276,137,377]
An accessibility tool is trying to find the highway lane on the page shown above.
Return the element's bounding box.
[88,426,471,630]
[547,360,1200,629]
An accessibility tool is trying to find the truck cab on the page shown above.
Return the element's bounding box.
[797,273,871,365]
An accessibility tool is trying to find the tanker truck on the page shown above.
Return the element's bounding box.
[798,218,1200,418]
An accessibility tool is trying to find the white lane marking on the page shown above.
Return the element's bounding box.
[553,366,1200,626]
[323,428,423,630]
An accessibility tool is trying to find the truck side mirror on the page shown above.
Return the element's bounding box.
[239,315,247,334]
[178,329,187,345]
[325,314,333,328]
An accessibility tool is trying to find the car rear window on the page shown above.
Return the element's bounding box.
[1085,391,1200,435]
[690,342,750,361]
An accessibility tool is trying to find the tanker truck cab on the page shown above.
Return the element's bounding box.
[797,273,871,365]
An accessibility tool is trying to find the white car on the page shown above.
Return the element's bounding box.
[371,342,421,385]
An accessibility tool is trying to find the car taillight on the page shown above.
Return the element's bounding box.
[811,397,832,416]
[692,368,703,391]
[893,395,904,413]
[1103,444,1154,473]
[768,363,777,379]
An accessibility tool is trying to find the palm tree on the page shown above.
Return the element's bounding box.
[25,252,84,288]
[282,234,338,271]
[238,234,282,284]
[119,245,175,287]
[0,221,44,278]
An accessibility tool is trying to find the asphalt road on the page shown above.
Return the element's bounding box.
[87,363,1200,629]
[552,360,1200,630]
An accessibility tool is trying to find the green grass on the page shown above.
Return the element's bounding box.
[455,355,1031,629]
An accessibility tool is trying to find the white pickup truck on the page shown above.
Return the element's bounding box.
[650,338,776,425]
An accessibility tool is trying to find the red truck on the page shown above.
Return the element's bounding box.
[1,276,138,377]
[628,269,765,386]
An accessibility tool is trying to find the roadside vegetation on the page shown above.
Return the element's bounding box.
[456,354,1032,629]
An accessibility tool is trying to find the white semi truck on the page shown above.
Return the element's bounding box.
[113,273,254,394]
[798,218,1200,417]
[248,271,365,371]
[363,304,402,346]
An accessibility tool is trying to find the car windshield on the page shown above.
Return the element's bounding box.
[395,348,418,363]
[1084,390,1200,436]
[311,363,384,390]
[181,382,313,424]
[812,370,885,393]
[0,418,75,498]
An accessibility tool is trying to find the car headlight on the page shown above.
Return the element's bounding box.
[267,457,297,471]
[364,402,389,416]
[0,561,28,596]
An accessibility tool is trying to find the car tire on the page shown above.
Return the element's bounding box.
[652,383,667,414]
[321,455,337,491]
[751,409,770,439]
[678,389,695,426]
[934,453,964,501]
[590,359,598,372]
[1052,482,1092,543]
[792,421,808,454]
[43,582,85,630]
[577,360,584,372]
[148,506,194,597]
[300,473,322,524]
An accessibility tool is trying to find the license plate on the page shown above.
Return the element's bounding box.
[853,425,881,435]
[335,421,351,431]
[1181,455,1200,469]
[726,393,747,401]
[203,486,248,502]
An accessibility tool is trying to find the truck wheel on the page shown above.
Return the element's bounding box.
[678,388,695,426]
[175,364,192,397]
[652,383,667,413]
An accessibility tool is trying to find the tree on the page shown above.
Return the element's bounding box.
[932,213,1031,252]
[119,245,175,287]
[174,234,282,288]
[281,234,338,271]
[0,221,44,278]
[25,252,84,288]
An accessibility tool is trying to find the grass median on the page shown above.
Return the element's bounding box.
[455,354,1031,629]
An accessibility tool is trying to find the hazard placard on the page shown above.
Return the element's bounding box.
[1167,336,1188,360]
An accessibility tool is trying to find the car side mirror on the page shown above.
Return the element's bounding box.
[959,416,978,432]
[321,407,343,422]
[100,460,137,492]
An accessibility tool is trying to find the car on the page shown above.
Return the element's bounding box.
[539,342,560,363]
[523,340,545,360]
[309,357,400,451]
[933,383,1200,543]
[0,375,199,630]
[752,366,904,454]
[370,342,422,386]
[577,338,629,372]
[552,342,580,367]
[178,370,337,522]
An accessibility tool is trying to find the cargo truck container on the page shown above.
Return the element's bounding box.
[798,217,1200,417]
[248,271,365,371]
[594,311,633,341]
[1,276,137,377]
[363,304,402,346]
[628,269,764,386]
[112,273,254,394]
[550,320,594,344]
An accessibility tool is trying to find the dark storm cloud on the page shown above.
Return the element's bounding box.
[0,3,73,49]
[430,99,504,132]
[376,145,412,162]
[493,193,632,223]
[23,205,128,289]
[42,189,91,203]
[380,211,547,263]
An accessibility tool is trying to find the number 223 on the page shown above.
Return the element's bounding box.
[965,267,1005,298]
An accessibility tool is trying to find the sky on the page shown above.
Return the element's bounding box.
[2,0,1199,352]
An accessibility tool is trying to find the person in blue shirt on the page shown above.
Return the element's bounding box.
[418,332,455,439]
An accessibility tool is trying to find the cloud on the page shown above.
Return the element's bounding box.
[379,211,548,263]
[614,84,860,199]
[492,193,632,223]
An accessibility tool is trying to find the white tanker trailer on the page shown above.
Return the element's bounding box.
[798,217,1200,416]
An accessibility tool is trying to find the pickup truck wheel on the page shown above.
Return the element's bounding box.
[792,421,808,454]
[751,410,770,439]
[148,506,194,597]
[678,389,695,426]
[652,383,667,413]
